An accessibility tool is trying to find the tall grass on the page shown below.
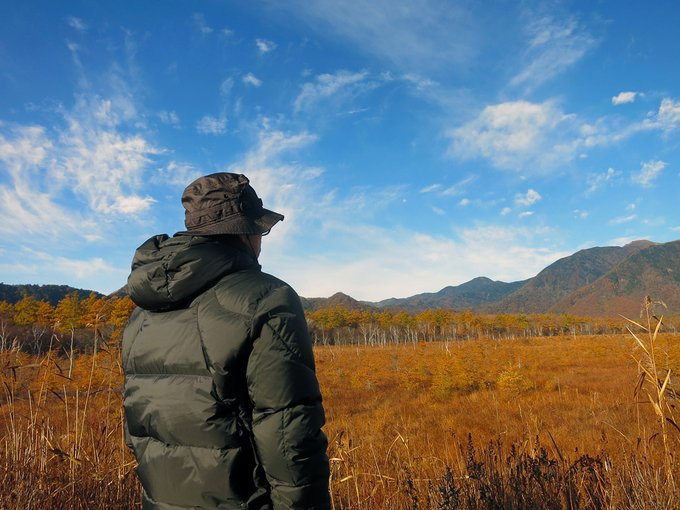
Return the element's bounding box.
[620,296,679,499]
[0,344,140,508]
[1,308,680,507]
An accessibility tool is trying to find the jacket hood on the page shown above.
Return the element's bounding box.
[127,234,260,311]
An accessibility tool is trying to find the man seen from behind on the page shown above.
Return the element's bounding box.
[122,173,331,509]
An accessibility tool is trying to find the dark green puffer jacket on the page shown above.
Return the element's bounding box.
[123,234,330,510]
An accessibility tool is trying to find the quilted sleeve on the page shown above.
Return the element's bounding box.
[246,284,331,510]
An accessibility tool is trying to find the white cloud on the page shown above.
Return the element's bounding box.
[155,161,202,187]
[1,93,161,228]
[0,56,164,258]
[609,236,639,246]
[267,0,479,73]
[510,15,596,91]
[636,98,680,133]
[447,100,577,171]
[243,73,262,87]
[441,175,476,197]
[612,91,637,105]
[294,70,370,113]
[0,175,89,238]
[219,129,569,301]
[500,207,512,216]
[632,160,666,187]
[514,188,541,207]
[256,38,276,54]
[458,198,471,206]
[0,125,52,173]
[158,110,180,127]
[574,209,589,219]
[112,195,155,214]
[226,129,321,242]
[215,129,570,302]
[518,211,534,218]
[196,114,227,135]
[66,16,87,32]
[609,214,636,225]
[656,98,680,131]
[586,167,618,193]
[220,78,234,96]
[402,73,437,91]
[275,223,569,301]
[192,13,213,35]
[420,183,441,193]
[432,206,445,215]
[15,249,127,290]
[58,97,161,215]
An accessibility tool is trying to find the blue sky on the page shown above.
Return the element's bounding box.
[1,1,679,301]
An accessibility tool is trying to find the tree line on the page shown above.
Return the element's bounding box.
[306,306,680,345]
[0,292,135,355]
[1,293,678,354]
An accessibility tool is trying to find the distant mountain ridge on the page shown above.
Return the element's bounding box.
[0,283,103,306]
[482,241,654,314]
[301,292,370,312]
[375,277,528,312]
[300,239,680,317]
[550,240,680,316]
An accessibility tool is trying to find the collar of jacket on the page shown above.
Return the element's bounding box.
[127,234,260,311]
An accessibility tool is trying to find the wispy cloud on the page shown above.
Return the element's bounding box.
[275,223,568,300]
[654,98,680,132]
[447,96,680,173]
[243,73,262,87]
[448,100,577,171]
[154,161,202,188]
[510,15,596,91]
[612,91,638,105]
[441,175,476,197]
[9,249,128,291]
[191,13,213,35]
[220,78,234,96]
[294,70,371,113]
[255,38,276,54]
[420,183,441,193]
[196,114,227,135]
[586,167,618,193]
[217,127,569,301]
[225,129,321,242]
[609,214,636,225]
[58,96,159,215]
[268,0,479,72]
[515,188,541,207]
[0,67,161,245]
[158,110,180,127]
[632,159,666,187]
[66,16,88,32]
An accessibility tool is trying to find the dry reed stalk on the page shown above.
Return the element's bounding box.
[621,296,679,483]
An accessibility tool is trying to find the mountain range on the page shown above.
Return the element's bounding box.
[303,239,680,317]
[0,283,102,306]
[2,239,679,317]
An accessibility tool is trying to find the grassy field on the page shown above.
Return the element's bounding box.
[2,331,680,508]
